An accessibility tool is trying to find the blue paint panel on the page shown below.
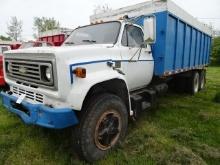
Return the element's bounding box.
[203,36,208,64]
[150,12,167,75]
[165,15,177,71]
[209,38,212,63]
[183,25,191,68]
[195,32,201,66]
[199,34,204,65]
[175,21,185,69]
[206,38,211,63]
[1,92,79,129]
[190,28,197,67]
[204,37,209,64]
[206,37,211,64]
[135,11,212,76]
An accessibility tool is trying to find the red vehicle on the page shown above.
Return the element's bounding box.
[0,56,5,86]
[39,34,65,46]
[10,43,21,50]
[0,45,11,86]
[38,28,73,46]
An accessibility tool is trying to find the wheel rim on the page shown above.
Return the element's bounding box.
[94,110,122,151]
[194,73,199,93]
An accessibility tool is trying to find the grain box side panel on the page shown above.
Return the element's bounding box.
[190,28,197,67]
[175,20,185,70]
[206,37,212,64]
[151,11,168,75]
[195,31,201,66]
[202,35,208,65]
[164,14,177,71]
[199,34,205,65]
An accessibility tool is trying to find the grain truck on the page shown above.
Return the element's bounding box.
[1,0,212,162]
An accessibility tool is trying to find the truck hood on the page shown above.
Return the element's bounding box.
[4,44,114,57]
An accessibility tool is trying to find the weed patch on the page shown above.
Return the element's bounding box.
[167,146,206,165]
[169,127,195,142]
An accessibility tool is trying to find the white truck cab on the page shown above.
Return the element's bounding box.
[2,20,156,162]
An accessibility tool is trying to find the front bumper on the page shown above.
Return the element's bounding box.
[1,92,79,129]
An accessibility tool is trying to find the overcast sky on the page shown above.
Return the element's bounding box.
[0,0,220,40]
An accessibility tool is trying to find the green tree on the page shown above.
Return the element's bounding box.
[211,37,220,65]
[0,35,12,41]
[6,16,22,41]
[33,17,60,37]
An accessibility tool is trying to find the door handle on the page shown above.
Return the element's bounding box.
[145,50,152,54]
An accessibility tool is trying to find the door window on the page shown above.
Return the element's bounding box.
[122,25,144,48]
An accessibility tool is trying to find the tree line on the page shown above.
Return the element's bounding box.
[212,37,220,65]
[1,16,60,41]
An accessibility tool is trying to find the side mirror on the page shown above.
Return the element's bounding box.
[143,16,156,44]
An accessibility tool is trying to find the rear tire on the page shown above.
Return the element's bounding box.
[188,71,200,95]
[75,93,128,162]
[199,70,206,90]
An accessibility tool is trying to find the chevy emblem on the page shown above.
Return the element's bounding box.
[19,66,27,74]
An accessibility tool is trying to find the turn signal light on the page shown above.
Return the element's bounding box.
[73,67,86,78]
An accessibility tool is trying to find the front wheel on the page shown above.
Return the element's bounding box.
[76,93,128,162]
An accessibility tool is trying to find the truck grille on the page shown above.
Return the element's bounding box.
[5,59,54,87]
[12,86,44,103]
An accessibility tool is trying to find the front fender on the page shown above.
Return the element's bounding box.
[66,69,128,110]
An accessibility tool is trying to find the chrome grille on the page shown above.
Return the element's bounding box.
[12,86,44,103]
[5,59,54,87]
[9,61,41,80]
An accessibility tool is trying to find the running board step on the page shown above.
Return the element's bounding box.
[130,89,156,119]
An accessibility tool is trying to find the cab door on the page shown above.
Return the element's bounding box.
[120,24,154,91]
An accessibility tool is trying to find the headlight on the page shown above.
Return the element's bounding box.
[40,64,53,83]
[45,67,52,81]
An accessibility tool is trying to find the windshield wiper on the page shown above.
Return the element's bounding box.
[82,40,97,43]
[65,42,75,45]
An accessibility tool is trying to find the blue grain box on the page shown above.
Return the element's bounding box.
[135,11,212,76]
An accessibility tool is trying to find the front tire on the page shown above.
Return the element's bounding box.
[76,93,128,162]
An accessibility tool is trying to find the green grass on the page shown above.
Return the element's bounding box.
[1,67,220,165]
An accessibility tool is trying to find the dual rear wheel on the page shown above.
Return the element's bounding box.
[189,70,206,95]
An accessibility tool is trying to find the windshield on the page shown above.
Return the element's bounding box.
[64,22,121,46]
